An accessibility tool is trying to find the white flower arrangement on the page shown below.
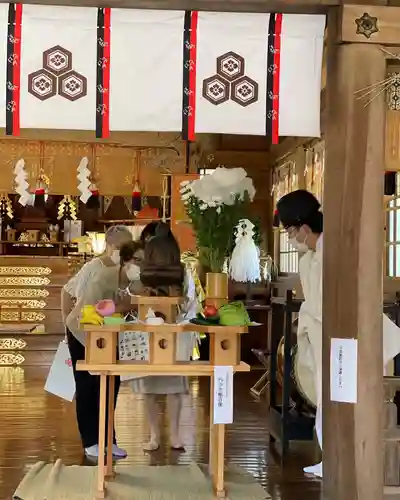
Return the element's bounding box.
[180,167,258,273]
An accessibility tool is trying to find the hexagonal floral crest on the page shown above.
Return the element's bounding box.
[216,52,245,82]
[202,75,230,106]
[28,69,57,101]
[58,70,87,102]
[43,45,72,76]
[231,76,259,107]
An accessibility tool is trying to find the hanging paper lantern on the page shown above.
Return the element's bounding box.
[86,186,100,210]
[132,180,142,214]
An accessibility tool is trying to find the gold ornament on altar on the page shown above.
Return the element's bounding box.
[57,195,77,220]
[0,193,13,220]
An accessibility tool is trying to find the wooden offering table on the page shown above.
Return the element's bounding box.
[77,296,250,500]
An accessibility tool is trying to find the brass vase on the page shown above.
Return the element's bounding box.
[205,272,228,309]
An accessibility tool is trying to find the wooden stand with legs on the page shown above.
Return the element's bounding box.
[76,296,250,499]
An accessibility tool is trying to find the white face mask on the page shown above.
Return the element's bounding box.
[125,264,140,282]
[288,237,309,253]
[111,249,120,265]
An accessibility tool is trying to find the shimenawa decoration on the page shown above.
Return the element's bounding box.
[355,49,400,107]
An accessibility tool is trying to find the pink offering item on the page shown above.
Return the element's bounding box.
[95,299,116,317]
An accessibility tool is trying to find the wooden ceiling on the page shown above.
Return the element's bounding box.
[0,0,337,13]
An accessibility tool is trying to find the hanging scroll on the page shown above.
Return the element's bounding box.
[0,5,325,142]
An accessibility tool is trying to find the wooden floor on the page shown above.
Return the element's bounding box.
[0,368,323,499]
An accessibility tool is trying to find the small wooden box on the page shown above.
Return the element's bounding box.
[210,329,241,366]
[27,230,40,242]
[6,229,16,241]
[86,329,118,365]
[131,296,183,364]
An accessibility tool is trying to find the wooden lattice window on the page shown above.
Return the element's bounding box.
[387,173,400,277]
[272,160,299,273]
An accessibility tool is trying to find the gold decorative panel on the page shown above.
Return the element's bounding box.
[0,266,51,276]
[0,299,46,309]
[0,338,27,350]
[0,353,25,365]
[0,311,45,322]
[0,277,50,286]
[0,366,24,386]
[0,289,49,298]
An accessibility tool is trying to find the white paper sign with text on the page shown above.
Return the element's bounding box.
[330,338,358,404]
[213,366,234,424]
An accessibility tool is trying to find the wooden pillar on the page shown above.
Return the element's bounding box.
[324,27,386,500]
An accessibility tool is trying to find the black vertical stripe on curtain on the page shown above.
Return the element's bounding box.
[181,11,192,140]
[96,8,105,138]
[266,13,277,140]
[6,4,17,136]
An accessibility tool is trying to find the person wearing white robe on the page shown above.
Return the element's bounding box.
[276,190,400,478]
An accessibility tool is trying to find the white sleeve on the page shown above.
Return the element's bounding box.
[63,259,102,299]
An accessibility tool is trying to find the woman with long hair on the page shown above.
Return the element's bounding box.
[132,222,189,451]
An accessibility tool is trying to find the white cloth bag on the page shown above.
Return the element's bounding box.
[44,341,75,402]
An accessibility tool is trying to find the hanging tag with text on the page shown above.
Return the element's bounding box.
[330,338,358,404]
[213,366,234,424]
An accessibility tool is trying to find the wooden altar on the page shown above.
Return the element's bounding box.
[77,295,250,499]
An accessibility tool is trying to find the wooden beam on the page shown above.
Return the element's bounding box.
[324,16,386,500]
[0,0,337,12]
[268,137,311,164]
[341,4,400,44]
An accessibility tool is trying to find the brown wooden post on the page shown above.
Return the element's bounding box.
[324,15,386,500]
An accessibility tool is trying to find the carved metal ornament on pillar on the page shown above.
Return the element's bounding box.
[355,12,379,39]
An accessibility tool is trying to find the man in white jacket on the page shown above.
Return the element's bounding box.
[276,190,400,478]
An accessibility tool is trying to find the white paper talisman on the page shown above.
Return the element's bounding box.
[213,365,234,424]
[194,12,325,140]
[110,9,184,132]
[18,5,97,131]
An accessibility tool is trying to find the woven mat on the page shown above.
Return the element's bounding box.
[13,460,271,500]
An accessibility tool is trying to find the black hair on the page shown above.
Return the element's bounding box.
[303,211,323,234]
[140,221,175,243]
[140,228,184,291]
[276,190,323,235]
[140,222,159,243]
